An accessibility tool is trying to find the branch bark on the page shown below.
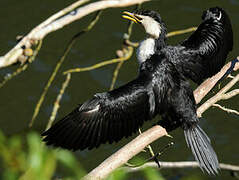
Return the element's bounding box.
[197,58,239,117]
[0,0,150,69]
[83,126,168,180]
[83,57,239,179]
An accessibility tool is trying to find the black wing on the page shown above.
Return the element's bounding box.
[179,7,233,84]
[42,77,156,151]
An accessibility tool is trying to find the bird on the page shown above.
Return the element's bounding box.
[42,53,219,174]
[41,7,234,175]
[122,7,233,84]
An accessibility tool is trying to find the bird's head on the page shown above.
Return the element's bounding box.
[122,10,166,39]
[202,7,224,21]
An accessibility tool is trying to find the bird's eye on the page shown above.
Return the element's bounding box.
[216,11,222,20]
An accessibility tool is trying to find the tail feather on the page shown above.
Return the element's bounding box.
[184,125,219,175]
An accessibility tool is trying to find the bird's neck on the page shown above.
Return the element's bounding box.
[155,33,167,51]
[136,35,167,65]
[136,37,156,65]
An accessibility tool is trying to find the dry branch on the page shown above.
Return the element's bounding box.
[213,104,239,116]
[0,0,150,69]
[83,126,168,180]
[197,64,239,117]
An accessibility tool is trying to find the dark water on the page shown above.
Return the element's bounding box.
[0,0,239,179]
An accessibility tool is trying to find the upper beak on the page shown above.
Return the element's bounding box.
[122,11,141,24]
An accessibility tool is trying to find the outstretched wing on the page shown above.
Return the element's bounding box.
[179,7,233,84]
[42,78,155,151]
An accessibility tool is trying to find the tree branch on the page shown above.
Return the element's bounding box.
[121,161,239,172]
[83,126,168,180]
[194,57,239,104]
[0,0,150,69]
[213,104,239,116]
[197,66,239,117]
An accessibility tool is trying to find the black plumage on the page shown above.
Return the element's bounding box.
[170,7,233,84]
[42,7,234,175]
[130,7,233,84]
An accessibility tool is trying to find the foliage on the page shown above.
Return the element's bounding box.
[0,131,85,180]
[0,131,166,180]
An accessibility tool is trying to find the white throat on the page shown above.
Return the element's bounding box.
[136,37,155,64]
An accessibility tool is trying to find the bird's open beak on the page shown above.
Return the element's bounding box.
[122,11,142,24]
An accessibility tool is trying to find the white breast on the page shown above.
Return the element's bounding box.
[136,38,155,64]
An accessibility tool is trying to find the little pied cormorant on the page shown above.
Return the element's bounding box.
[42,7,233,175]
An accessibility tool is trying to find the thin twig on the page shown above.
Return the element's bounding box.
[121,161,239,172]
[30,11,102,127]
[63,46,134,74]
[213,104,239,116]
[0,40,42,89]
[45,73,71,131]
[166,27,197,37]
[228,74,235,79]
[110,61,124,90]
[125,142,174,168]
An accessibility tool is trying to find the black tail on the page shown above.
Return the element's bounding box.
[184,124,219,175]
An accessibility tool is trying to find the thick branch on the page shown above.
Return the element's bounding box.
[0,0,150,69]
[83,126,168,180]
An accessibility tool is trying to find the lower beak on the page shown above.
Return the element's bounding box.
[122,11,141,24]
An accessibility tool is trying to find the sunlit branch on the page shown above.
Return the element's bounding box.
[213,103,239,116]
[83,126,168,180]
[197,67,239,117]
[0,0,150,69]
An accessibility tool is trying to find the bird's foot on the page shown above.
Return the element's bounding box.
[220,58,239,82]
[148,142,174,168]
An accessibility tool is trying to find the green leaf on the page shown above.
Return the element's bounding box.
[56,149,86,178]
[142,166,165,180]
[106,169,128,180]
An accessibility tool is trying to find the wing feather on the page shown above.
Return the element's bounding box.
[42,78,155,150]
[179,7,233,84]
